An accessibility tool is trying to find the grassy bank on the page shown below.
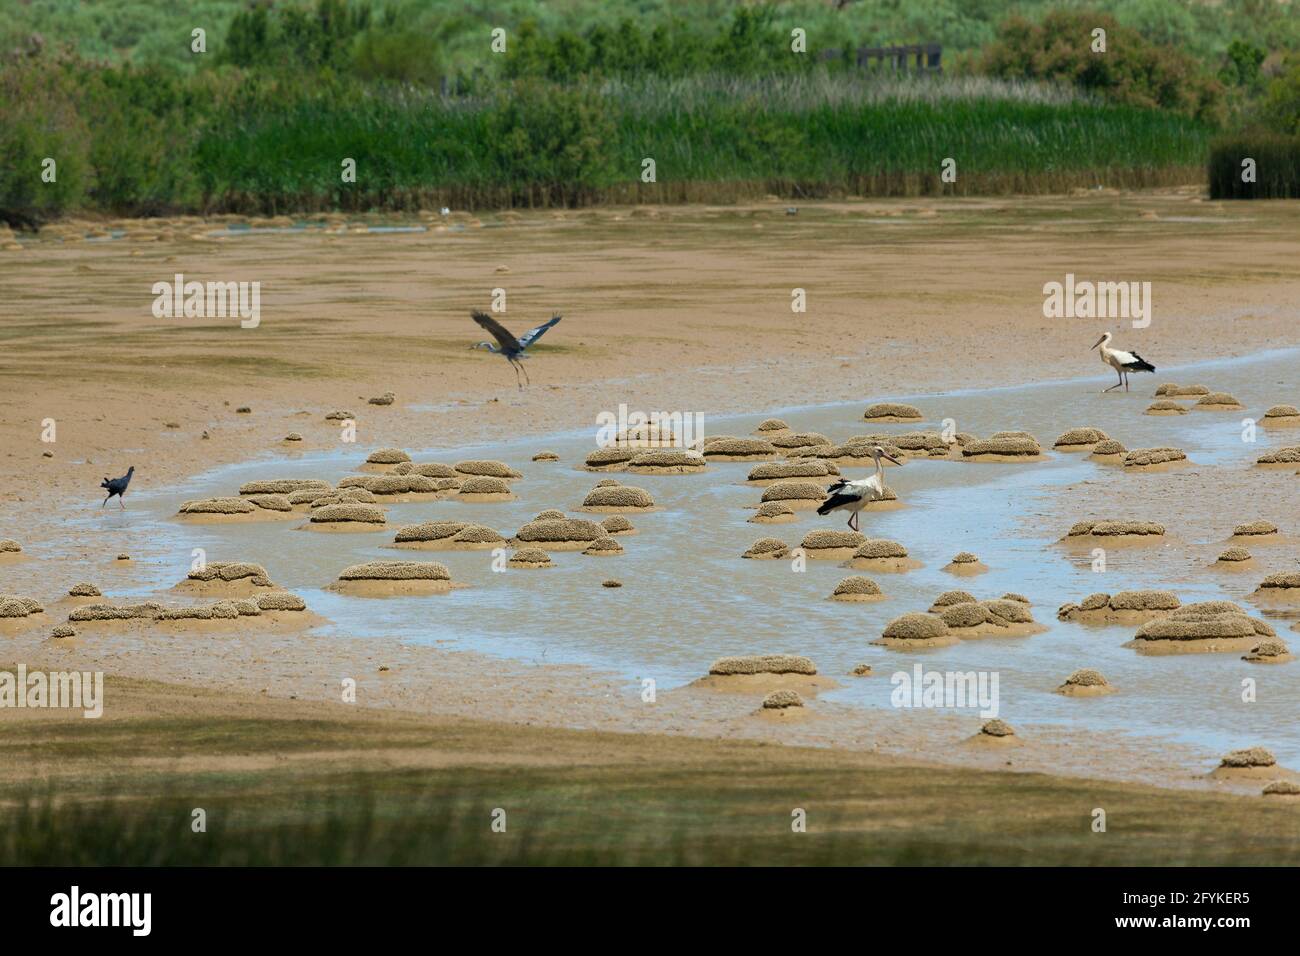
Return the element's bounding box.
[1209,134,1300,198]
[1,66,1211,219]
[2,672,1298,865]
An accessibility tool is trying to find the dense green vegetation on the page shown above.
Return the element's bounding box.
[1,1,1298,218]
[4,0,1298,75]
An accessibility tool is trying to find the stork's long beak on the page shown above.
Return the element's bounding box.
[1090,335,1106,350]
[883,452,902,466]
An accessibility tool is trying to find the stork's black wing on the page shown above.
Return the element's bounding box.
[471,310,522,353]
[518,314,561,349]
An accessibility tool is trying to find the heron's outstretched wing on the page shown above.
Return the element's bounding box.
[518,314,561,350]
[471,310,522,353]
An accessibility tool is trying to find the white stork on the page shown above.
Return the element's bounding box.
[1092,332,1155,392]
[816,445,901,531]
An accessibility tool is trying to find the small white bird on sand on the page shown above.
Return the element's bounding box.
[815,445,901,531]
[1091,332,1155,392]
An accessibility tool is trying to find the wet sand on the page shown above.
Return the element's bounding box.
[3,190,1300,797]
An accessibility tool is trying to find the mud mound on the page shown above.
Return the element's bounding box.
[873,612,955,648]
[845,539,919,572]
[514,517,606,550]
[1262,404,1300,424]
[943,551,987,575]
[762,690,804,709]
[1255,446,1300,466]
[1194,392,1243,410]
[0,539,22,553]
[580,485,655,511]
[982,719,1017,737]
[709,655,816,676]
[585,447,637,471]
[1054,427,1108,449]
[1058,589,1180,623]
[331,560,455,596]
[1090,439,1127,458]
[256,592,307,611]
[1216,547,1253,563]
[743,460,832,481]
[800,530,866,559]
[1154,383,1208,397]
[52,623,76,639]
[70,602,161,622]
[769,432,832,450]
[393,521,466,546]
[755,418,789,434]
[446,525,505,549]
[185,562,275,589]
[507,548,553,568]
[457,476,515,501]
[1255,572,1300,597]
[743,537,789,560]
[883,431,951,457]
[338,561,450,580]
[1064,520,1165,541]
[1002,593,1030,604]
[239,478,331,496]
[702,437,778,461]
[1127,601,1273,653]
[849,664,873,676]
[310,488,381,508]
[961,432,1043,459]
[759,480,827,509]
[1144,399,1187,416]
[0,595,43,618]
[863,402,923,422]
[1242,639,1293,663]
[365,448,411,465]
[532,450,560,461]
[325,409,355,421]
[1211,747,1283,781]
[583,537,624,556]
[1057,668,1115,696]
[600,515,635,535]
[929,590,976,611]
[1233,520,1278,537]
[455,459,522,480]
[308,503,387,527]
[750,501,796,523]
[1123,446,1187,468]
[1262,781,1300,797]
[602,579,622,588]
[830,576,883,602]
[396,462,459,479]
[68,582,102,597]
[626,450,707,473]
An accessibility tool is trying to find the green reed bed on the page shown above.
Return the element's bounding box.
[1,64,1212,218]
[1208,134,1300,199]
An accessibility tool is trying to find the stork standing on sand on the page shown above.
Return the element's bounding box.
[100,466,134,509]
[470,311,562,389]
[1092,332,1155,392]
[816,445,901,531]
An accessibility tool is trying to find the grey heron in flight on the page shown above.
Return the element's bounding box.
[470,310,562,389]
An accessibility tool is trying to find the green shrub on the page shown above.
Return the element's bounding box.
[978,9,1222,122]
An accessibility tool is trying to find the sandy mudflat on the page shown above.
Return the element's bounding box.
[3,191,1300,796]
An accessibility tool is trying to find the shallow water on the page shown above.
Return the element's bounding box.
[60,348,1300,767]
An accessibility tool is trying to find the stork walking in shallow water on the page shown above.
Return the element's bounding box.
[469,311,562,389]
[1092,332,1155,392]
[816,445,901,531]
